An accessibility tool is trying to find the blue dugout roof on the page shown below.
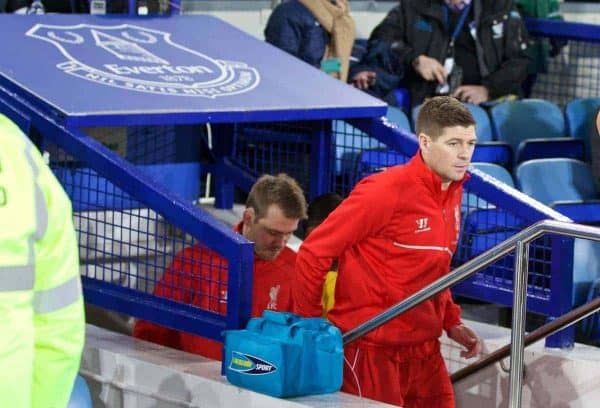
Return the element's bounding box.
[0,14,386,127]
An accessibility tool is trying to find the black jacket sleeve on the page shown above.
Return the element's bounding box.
[5,0,29,12]
[369,5,419,74]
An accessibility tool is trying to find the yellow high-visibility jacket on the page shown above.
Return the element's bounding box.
[0,114,85,408]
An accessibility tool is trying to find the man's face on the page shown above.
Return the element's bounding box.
[242,204,299,261]
[419,125,477,189]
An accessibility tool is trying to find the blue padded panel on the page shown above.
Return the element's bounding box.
[551,201,600,223]
[516,137,585,163]
[515,158,597,205]
[471,142,513,169]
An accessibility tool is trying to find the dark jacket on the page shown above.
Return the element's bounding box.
[349,40,404,106]
[0,0,28,12]
[264,0,329,69]
[369,0,530,106]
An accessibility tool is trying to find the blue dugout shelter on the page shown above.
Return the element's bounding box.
[0,13,386,343]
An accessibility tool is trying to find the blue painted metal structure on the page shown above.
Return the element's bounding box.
[0,13,385,341]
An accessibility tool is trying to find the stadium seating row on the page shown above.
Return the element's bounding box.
[335,97,600,178]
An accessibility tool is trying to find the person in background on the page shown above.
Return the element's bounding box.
[515,0,566,97]
[0,114,85,407]
[351,0,530,107]
[134,173,307,360]
[294,96,482,407]
[264,0,355,82]
[0,0,28,12]
[304,192,343,317]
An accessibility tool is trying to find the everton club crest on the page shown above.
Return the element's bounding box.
[26,23,260,97]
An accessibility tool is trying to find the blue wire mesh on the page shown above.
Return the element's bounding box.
[330,120,398,196]
[48,127,229,318]
[455,184,553,303]
[232,121,315,193]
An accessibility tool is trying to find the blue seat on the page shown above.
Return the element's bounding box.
[385,106,411,131]
[565,97,600,160]
[393,88,411,114]
[67,375,92,408]
[490,99,580,164]
[515,158,597,206]
[356,148,407,181]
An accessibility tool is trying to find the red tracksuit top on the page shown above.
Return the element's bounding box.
[294,152,466,346]
[134,223,295,360]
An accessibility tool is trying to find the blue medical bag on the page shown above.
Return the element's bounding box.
[223,311,343,398]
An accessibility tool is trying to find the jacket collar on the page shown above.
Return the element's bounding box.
[410,0,483,23]
[407,149,470,200]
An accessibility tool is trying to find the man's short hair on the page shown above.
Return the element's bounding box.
[306,192,343,231]
[246,173,307,220]
[415,96,476,139]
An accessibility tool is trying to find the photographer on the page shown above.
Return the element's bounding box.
[353,0,530,107]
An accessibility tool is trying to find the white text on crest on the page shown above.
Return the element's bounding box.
[104,64,214,75]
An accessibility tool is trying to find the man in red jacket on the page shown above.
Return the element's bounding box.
[134,173,307,360]
[294,96,482,407]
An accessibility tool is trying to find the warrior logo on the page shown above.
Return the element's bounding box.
[26,24,260,98]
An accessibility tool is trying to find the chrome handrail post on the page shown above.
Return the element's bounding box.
[508,239,530,408]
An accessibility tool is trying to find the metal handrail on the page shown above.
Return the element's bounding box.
[451,297,600,383]
[342,219,600,408]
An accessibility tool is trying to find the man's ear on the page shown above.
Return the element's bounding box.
[243,207,255,225]
[418,132,430,151]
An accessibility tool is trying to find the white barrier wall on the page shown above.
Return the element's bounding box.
[82,320,600,408]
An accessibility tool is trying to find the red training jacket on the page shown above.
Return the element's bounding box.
[134,223,296,360]
[294,152,466,346]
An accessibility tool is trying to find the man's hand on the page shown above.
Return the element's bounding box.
[452,85,489,104]
[447,324,482,358]
[351,71,377,90]
[413,55,446,84]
